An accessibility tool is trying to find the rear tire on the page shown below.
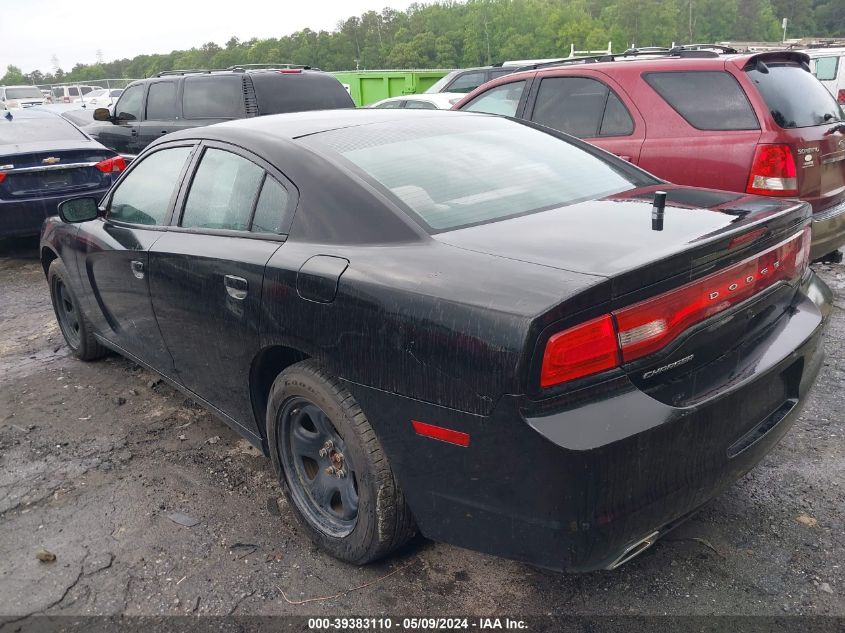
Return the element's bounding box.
[267,360,416,564]
[48,259,107,361]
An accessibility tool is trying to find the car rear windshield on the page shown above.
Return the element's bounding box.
[306,115,654,232]
[0,116,86,143]
[746,62,844,128]
[5,87,43,100]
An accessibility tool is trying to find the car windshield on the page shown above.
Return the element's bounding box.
[85,90,107,98]
[0,116,86,143]
[306,115,653,232]
[424,72,459,94]
[746,62,844,128]
[6,86,43,100]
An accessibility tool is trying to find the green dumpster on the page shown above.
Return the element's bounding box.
[330,70,452,107]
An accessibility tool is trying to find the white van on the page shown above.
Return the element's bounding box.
[803,47,845,105]
[50,84,98,103]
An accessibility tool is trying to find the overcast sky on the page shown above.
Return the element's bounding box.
[1,0,418,74]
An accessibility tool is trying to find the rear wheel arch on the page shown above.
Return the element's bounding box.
[249,344,310,452]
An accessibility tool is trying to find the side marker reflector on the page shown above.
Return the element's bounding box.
[411,420,470,447]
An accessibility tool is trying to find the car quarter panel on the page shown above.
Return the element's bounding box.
[260,239,607,415]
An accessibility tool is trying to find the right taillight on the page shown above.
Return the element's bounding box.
[746,144,798,196]
[837,89,845,104]
[539,228,811,388]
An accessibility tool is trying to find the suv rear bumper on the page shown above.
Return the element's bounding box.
[810,199,845,259]
[346,271,831,572]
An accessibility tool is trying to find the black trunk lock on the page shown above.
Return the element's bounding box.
[652,191,666,231]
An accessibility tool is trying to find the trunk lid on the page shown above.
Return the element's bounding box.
[436,184,809,298]
[0,144,116,200]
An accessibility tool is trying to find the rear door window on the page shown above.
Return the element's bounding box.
[182,76,245,119]
[109,147,192,226]
[531,76,633,138]
[644,71,759,130]
[746,62,844,128]
[461,81,526,117]
[146,81,177,120]
[181,148,264,231]
[251,177,291,234]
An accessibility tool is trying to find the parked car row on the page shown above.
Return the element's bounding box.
[454,47,845,262]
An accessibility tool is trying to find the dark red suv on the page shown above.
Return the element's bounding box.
[454,49,845,260]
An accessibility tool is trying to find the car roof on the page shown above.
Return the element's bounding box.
[371,93,463,107]
[163,108,481,143]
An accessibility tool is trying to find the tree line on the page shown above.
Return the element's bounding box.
[3,0,842,85]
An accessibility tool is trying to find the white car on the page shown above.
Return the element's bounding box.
[51,85,98,103]
[802,47,845,105]
[0,85,46,109]
[367,93,465,110]
[74,88,124,107]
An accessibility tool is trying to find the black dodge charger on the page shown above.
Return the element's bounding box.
[40,109,831,572]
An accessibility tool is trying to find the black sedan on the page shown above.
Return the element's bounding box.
[1,108,125,238]
[39,110,831,571]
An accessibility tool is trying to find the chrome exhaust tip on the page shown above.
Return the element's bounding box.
[605,530,660,570]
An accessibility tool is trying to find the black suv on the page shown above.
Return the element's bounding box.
[87,66,354,156]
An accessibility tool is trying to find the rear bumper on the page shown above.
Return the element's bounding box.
[0,188,109,238]
[809,199,845,259]
[346,271,831,572]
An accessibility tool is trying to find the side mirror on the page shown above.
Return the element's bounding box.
[93,107,112,122]
[58,197,100,223]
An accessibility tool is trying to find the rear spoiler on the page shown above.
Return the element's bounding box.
[732,50,811,71]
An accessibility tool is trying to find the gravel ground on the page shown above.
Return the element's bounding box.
[0,236,843,625]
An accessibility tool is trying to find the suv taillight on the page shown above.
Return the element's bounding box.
[540,228,811,388]
[746,144,798,196]
[0,172,6,184]
[95,156,126,173]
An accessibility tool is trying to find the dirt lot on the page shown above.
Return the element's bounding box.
[0,236,843,625]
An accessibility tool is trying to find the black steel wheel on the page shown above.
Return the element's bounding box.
[47,259,107,361]
[279,397,360,537]
[267,360,416,564]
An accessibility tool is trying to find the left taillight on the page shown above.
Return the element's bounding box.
[539,228,811,388]
[540,315,620,388]
[95,156,126,174]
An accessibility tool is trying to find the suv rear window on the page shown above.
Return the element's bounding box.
[183,76,245,119]
[644,71,758,131]
[746,62,844,128]
[307,116,653,232]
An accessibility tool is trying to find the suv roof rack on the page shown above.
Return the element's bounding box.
[513,54,617,72]
[226,63,313,71]
[156,64,315,78]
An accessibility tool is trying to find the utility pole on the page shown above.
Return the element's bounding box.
[782,18,788,43]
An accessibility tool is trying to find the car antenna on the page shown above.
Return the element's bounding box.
[652,191,667,231]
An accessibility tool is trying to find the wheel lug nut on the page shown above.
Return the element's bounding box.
[325,466,336,476]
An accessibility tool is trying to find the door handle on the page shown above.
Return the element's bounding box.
[130,260,145,279]
[224,275,248,300]
[161,130,168,135]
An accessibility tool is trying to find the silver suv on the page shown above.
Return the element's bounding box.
[0,85,46,109]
